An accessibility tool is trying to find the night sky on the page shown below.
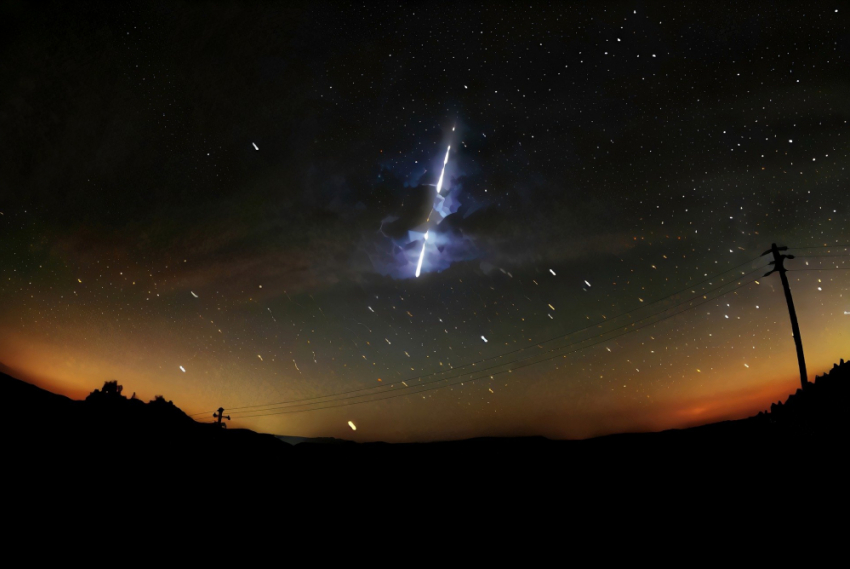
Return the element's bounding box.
[1,1,849,442]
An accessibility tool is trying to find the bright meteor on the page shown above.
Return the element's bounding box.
[415,230,429,278]
[415,143,452,278]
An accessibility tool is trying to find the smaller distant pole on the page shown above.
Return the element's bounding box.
[762,243,808,389]
[213,407,231,429]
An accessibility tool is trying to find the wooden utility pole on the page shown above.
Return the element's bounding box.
[213,407,231,429]
[762,243,808,389]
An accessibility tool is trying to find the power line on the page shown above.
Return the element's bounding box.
[788,244,850,250]
[232,273,760,416]
[787,267,850,272]
[232,276,761,418]
[231,274,761,417]
[212,262,766,417]
[231,272,760,416]
[189,255,767,417]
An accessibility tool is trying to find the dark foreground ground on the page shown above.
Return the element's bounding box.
[5,360,850,530]
[5,361,848,462]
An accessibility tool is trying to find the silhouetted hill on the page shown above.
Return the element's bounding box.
[274,359,850,483]
[0,360,17,377]
[761,358,850,434]
[4,373,292,470]
[276,435,355,445]
[6,359,850,484]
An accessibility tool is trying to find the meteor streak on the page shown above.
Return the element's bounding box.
[415,230,429,278]
[415,143,452,277]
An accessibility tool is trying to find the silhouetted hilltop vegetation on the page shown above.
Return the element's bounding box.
[5,375,290,468]
[760,358,850,435]
[83,380,196,429]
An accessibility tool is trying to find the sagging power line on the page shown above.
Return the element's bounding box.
[194,243,843,419]
[231,276,763,418]
[228,272,764,417]
[190,255,770,418]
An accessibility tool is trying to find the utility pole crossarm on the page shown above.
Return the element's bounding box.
[213,407,231,428]
[761,243,808,389]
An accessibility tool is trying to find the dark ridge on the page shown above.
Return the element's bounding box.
[761,358,850,434]
[4,374,292,470]
[6,359,849,480]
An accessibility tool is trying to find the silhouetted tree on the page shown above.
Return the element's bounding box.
[150,395,170,407]
[86,380,126,402]
[101,381,123,397]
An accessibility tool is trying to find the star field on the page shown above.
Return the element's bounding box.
[0,1,848,441]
